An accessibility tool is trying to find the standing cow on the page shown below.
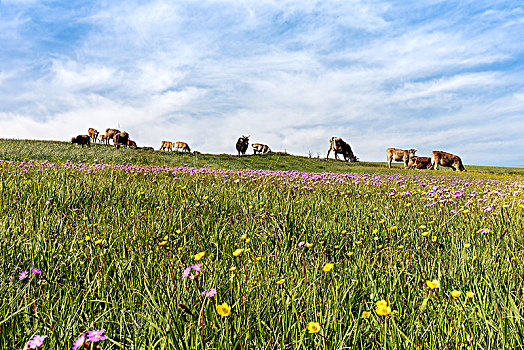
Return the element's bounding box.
[429,151,466,172]
[71,135,91,147]
[175,142,191,152]
[113,131,129,149]
[160,141,173,151]
[88,128,99,143]
[105,128,120,144]
[408,156,432,169]
[326,137,358,162]
[236,135,250,156]
[252,143,271,155]
[386,148,417,168]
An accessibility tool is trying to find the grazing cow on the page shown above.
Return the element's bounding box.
[127,139,137,148]
[175,141,191,152]
[160,141,173,151]
[105,128,120,144]
[71,135,91,147]
[88,128,99,143]
[429,151,466,172]
[113,131,129,149]
[408,156,432,169]
[236,135,250,156]
[326,137,358,162]
[252,143,271,155]
[386,148,417,168]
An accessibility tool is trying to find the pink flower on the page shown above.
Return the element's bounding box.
[72,333,86,350]
[25,335,47,349]
[19,271,29,280]
[87,329,107,342]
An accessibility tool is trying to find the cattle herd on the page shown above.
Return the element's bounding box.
[71,129,466,171]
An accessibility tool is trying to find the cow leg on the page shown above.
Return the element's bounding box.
[326,148,331,160]
[387,156,392,168]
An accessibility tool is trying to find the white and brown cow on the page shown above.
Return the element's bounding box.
[252,143,271,155]
[175,142,191,152]
[160,141,173,151]
[88,128,99,143]
[386,148,417,168]
[429,151,466,172]
[408,156,432,169]
[326,137,358,162]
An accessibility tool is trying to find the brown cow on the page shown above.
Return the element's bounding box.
[99,135,107,144]
[88,128,99,143]
[175,141,191,152]
[386,148,417,168]
[408,156,432,169]
[127,139,137,148]
[71,135,91,147]
[113,131,129,149]
[429,151,466,172]
[105,128,120,144]
[160,141,173,151]
[326,137,358,162]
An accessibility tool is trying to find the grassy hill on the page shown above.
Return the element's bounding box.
[1,138,523,176]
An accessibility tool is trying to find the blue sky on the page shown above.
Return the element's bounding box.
[1,0,523,166]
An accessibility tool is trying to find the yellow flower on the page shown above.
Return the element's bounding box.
[419,225,426,229]
[334,245,340,249]
[245,238,251,243]
[422,231,429,236]
[305,243,313,248]
[464,243,471,248]
[373,236,378,241]
[376,305,391,316]
[361,311,371,319]
[307,322,321,333]
[194,252,205,260]
[451,290,461,298]
[216,303,231,317]
[379,219,385,223]
[229,266,237,272]
[373,229,378,234]
[398,245,404,249]
[389,226,397,230]
[426,279,440,289]
[466,291,474,298]
[82,217,88,221]
[233,248,244,257]
[376,300,387,308]
[240,234,247,240]
[276,279,285,285]
[159,240,168,246]
[85,236,91,242]
[346,251,353,257]
[355,240,362,245]
[323,263,334,272]
[462,209,470,214]
[432,236,437,242]
[94,239,103,245]
[256,257,261,261]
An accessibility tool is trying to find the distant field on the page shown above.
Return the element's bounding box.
[1,138,524,175]
[1,138,524,349]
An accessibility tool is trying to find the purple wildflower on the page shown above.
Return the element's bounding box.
[31,268,41,274]
[201,288,217,297]
[182,267,192,278]
[298,242,305,247]
[45,198,53,205]
[191,264,205,272]
[478,228,492,234]
[19,271,29,280]
[87,329,107,342]
[25,335,47,349]
[234,179,241,183]
[72,333,86,350]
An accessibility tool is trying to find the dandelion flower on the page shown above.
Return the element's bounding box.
[307,322,321,333]
[466,291,474,298]
[451,290,461,298]
[464,243,471,248]
[233,248,244,257]
[276,279,285,285]
[194,252,205,261]
[376,300,387,308]
[323,263,334,272]
[216,302,231,317]
[361,311,371,319]
[426,279,440,289]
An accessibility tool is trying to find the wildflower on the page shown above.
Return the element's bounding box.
[72,333,86,350]
[307,322,321,333]
[201,288,217,298]
[421,231,429,236]
[194,252,205,260]
[298,242,305,247]
[276,279,285,285]
[25,335,47,349]
[94,239,103,245]
[159,240,168,246]
[305,243,313,248]
[346,251,353,257]
[30,268,41,274]
[466,291,474,298]
[451,290,461,298]
[82,217,88,221]
[323,263,334,272]
[233,248,244,257]
[216,302,231,317]
[19,271,29,280]
[87,329,107,342]
[361,311,371,319]
[85,236,91,242]
[464,243,471,248]
[376,300,391,316]
[45,198,53,205]
[376,300,387,308]
[426,279,440,289]
[229,266,237,272]
[240,234,247,240]
[432,236,437,242]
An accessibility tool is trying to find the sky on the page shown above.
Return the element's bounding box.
[0,0,523,166]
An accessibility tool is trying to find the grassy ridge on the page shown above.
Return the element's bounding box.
[1,139,524,349]
[1,138,523,175]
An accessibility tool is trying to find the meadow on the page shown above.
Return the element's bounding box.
[1,139,524,349]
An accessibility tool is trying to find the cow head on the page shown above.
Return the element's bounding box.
[408,149,417,159]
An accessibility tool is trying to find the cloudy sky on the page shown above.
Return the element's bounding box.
[0,0,523,166]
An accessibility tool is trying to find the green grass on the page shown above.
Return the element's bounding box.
[1,138,524,349]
